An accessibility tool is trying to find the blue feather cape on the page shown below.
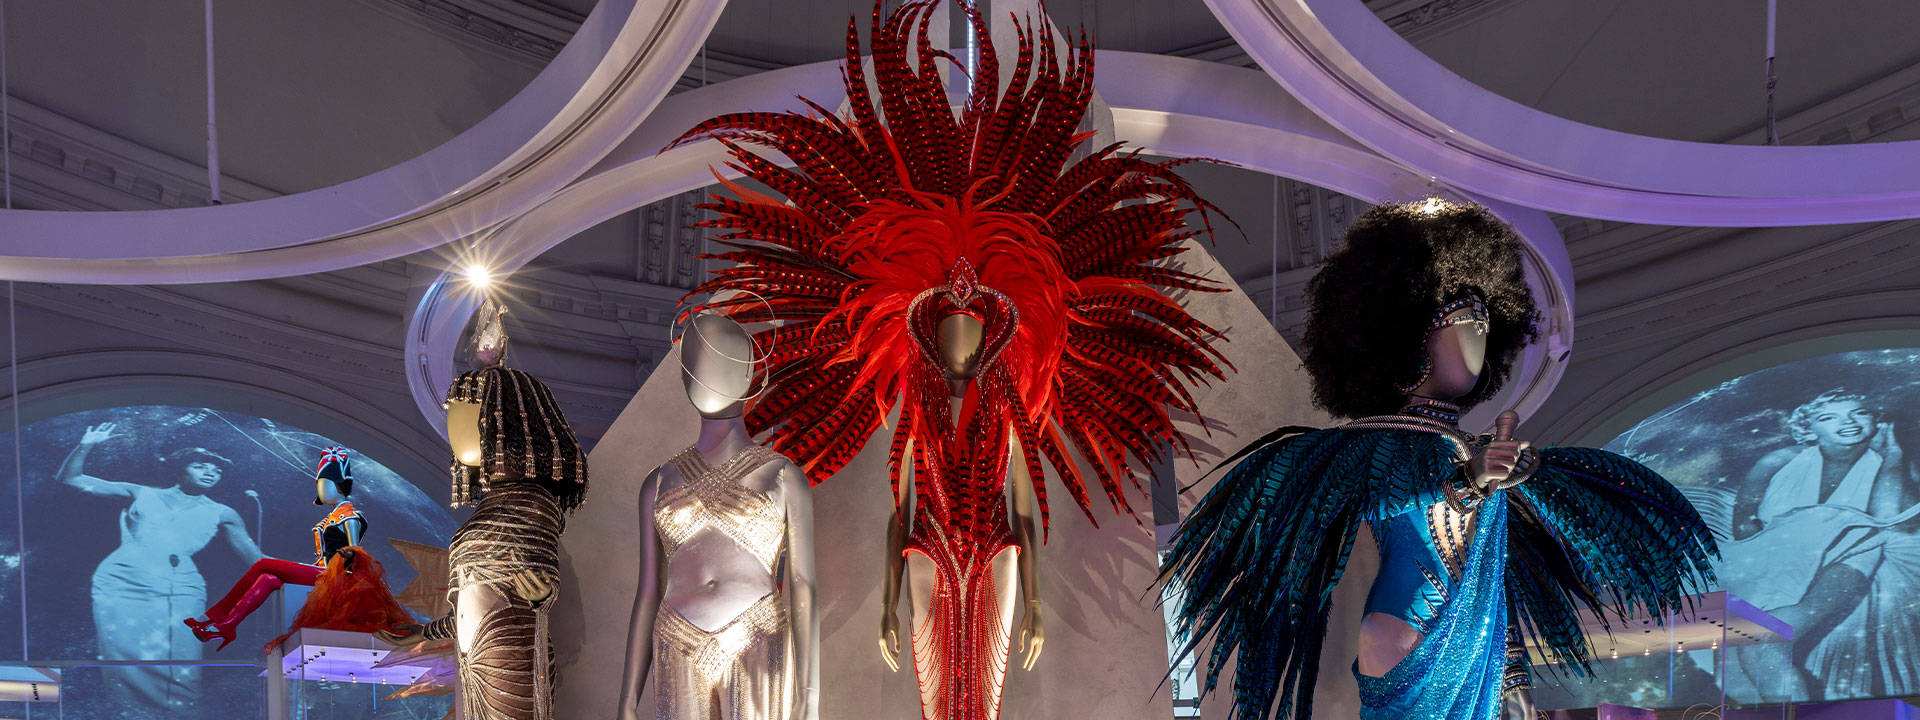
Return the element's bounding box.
[1161,419,1719,720]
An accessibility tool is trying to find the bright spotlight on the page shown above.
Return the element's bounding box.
[464,264,492,288]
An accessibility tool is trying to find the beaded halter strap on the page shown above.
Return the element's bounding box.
[656,445,787,574]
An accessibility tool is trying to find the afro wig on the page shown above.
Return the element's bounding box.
[1301,200,1540,419]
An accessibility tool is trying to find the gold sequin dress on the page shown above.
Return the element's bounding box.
[651,445,792,720]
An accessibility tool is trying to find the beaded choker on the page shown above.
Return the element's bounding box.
[1401,398,1464,425]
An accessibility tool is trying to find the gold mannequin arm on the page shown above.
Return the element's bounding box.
[879,436,913,672]
[1008,435,1043,670]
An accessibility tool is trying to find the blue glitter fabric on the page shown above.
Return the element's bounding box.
[1362,512,1450,628]
[1354,490,1509,720]
[1162,422,1719,720]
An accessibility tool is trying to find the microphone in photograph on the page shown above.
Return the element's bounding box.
[245,490,262,537]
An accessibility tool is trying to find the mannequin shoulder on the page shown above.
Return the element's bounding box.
[637,466,669,506]
[774,458,812,496]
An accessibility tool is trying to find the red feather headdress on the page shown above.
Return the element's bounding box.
[671,0,1234,535]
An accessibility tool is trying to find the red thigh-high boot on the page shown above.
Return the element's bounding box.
[186,558,322,651]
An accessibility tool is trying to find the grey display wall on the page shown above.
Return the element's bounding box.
[552,243,1331,719]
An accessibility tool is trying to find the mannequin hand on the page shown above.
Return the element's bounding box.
[336,547,358,574]
[1872,422,1902,462]
[1017,602,1044,671]
[377,624,427,648]
[511,570,553,604]
[1469,411,1531,492]
[1501,686,1537,719]
[80,423,122,446]
[879,605,902,672]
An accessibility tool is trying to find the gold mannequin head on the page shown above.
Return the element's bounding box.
[937,312,986,380]
[448,400,484,467]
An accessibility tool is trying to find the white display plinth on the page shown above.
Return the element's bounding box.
[266,628,447,720]
[0,666,59,703]
[1529,590,1795,716]
[268,628,438,685]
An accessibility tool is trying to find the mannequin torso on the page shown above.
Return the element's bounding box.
[618,313,818,720]
[654,416,787,630]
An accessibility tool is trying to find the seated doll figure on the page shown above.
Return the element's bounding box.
[185,447,412,652]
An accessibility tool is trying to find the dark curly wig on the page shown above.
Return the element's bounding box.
[444,366,589,514]
[1301,200,1540,419]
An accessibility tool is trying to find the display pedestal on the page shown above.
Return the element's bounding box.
[0,667,59,704]
[264,628,445,720]
[1529,591,1794,717]
[1794,698,1920,720]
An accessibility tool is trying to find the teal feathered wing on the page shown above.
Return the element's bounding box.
[1506,448,1721,675]
[1163,429,1721,720]
[1161,426,1460,720]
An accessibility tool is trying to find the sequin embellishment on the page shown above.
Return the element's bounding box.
[657,445,787,574]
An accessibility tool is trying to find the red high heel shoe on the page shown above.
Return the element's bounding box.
[183,617,239,652]
[183,616,215,641]
[181,618,240,652]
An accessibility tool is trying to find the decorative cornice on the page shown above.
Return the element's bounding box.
[1166,38,1258,68]
[1719,58,1920,147]
[356,0,582,67]
[1572,221,1920,357]
[1364,0,1523,41]
[3,97,280,212]
[16,275,655,442]
[1173,0,1519,65]
[358,0,783,89]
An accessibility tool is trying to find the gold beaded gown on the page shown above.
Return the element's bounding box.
[649,445,794,720]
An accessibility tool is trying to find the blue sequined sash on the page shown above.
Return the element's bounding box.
[1355,491,1509,720]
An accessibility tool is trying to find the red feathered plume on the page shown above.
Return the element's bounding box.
[671,0,1233,536]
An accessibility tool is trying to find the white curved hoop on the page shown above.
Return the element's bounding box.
[670,289,779,366]
[1207,0,1920,226]
[669,290,780,404]
[406,53,1575,435]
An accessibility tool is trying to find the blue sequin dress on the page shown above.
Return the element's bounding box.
[1162,413,1718,720]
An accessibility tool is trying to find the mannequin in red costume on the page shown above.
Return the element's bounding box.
[668,2,1233,717]
[881,264,1044,720]
[185,447,411,652]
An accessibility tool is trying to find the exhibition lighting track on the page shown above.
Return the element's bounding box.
[1207,0,1920,226]
[405,53,1574,437]
[0,0,729,284]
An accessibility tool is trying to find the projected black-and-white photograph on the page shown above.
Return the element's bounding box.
[1603,348,1920,703]
[1,405,458,720]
